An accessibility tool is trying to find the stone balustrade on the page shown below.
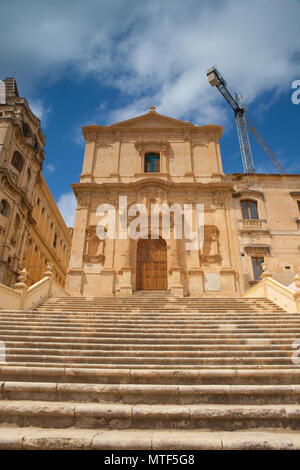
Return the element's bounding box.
[0,263,69,310]
[238,218,268,231]
[242,262,300,313]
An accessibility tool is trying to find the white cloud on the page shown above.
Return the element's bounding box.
[57,191,77,227]
[1,0,300,126]
[28,98,51,124]
[45,163,56,174]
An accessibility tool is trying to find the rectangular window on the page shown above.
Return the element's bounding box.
[252,257,264,281]
[241,200,258,219]
[297,201,300,213]
[144,153,160,173]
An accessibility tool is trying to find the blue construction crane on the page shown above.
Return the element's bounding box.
[206,66,285,174]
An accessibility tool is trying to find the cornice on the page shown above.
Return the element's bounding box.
[230,172,300,179]
[71,178,234,196]
[233,189,265,200]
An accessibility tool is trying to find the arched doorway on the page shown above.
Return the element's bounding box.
[136,238,167,290]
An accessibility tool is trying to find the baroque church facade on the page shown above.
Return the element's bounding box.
[66,108,300,297]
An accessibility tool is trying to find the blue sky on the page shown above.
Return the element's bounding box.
[1,0,300,226]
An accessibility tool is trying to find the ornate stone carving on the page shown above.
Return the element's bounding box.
[77,195,90,208]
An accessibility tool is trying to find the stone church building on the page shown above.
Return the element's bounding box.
[67,108,300,297]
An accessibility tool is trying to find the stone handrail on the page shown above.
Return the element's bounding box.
[241,263,300,313]
[0,264,69,311]
[0,283,22,310]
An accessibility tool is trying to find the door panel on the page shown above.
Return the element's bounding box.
[136,239,167,290]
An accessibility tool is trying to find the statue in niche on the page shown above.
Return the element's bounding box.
[201,225,221,265]
[83,230,105,264]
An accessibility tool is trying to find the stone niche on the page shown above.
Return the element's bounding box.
[83,226,105,266]
[200,225,221,266]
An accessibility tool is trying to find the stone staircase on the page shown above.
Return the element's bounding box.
[36,293,286,314]
[0,294,300,449]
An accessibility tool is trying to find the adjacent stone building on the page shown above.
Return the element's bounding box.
[66,108,300,297]
[0,78,71,287]
[232,173,300,289]
[24,173,72,287]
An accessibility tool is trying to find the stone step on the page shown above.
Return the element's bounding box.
[1,354,296,366]
[1,336,298,348]
[49,305,280,308]
[41,309,283,312]
[1,308,292,316]
[1,316,297,324]
[1,315,295,323]
[1,426,300,450]
[1,330,299,341]
[0,322,293,330]
[39,301,282,305]
[1,328,299,337]
[44,299,277,302]
[0,317,297,326]
[1,366,300,384]
[0,400,299,430]
[36,303,284,313]
[0,320,298,328]
[43,299,264,302]
[38,299,279,303]
[1,341,297,351]
[44,296,274,300]
[0,314,295,322]
[2,362,297,370]
[2,347,297,358]
[2,381,300,405]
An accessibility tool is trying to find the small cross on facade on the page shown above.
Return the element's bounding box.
[149,106,156,112]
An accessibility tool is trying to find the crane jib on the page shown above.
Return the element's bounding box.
[206,66,285,174]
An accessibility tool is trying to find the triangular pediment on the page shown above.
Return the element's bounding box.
[82,111,223,140]
[110,111,196,129]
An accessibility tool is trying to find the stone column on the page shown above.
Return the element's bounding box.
[183,133,193,176]
[119,241,133,296]
[94,233,115,296]
[161,143,168,173]
[80,138,96,181]
[169,242,183,297]
[187,208,204,296]
[188,246,204,297]
[111,134,121,177]
[67,195,89,295]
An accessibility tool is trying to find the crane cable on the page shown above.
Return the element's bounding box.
[244,116,286,174]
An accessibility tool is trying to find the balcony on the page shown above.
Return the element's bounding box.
[238,218,269,232]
